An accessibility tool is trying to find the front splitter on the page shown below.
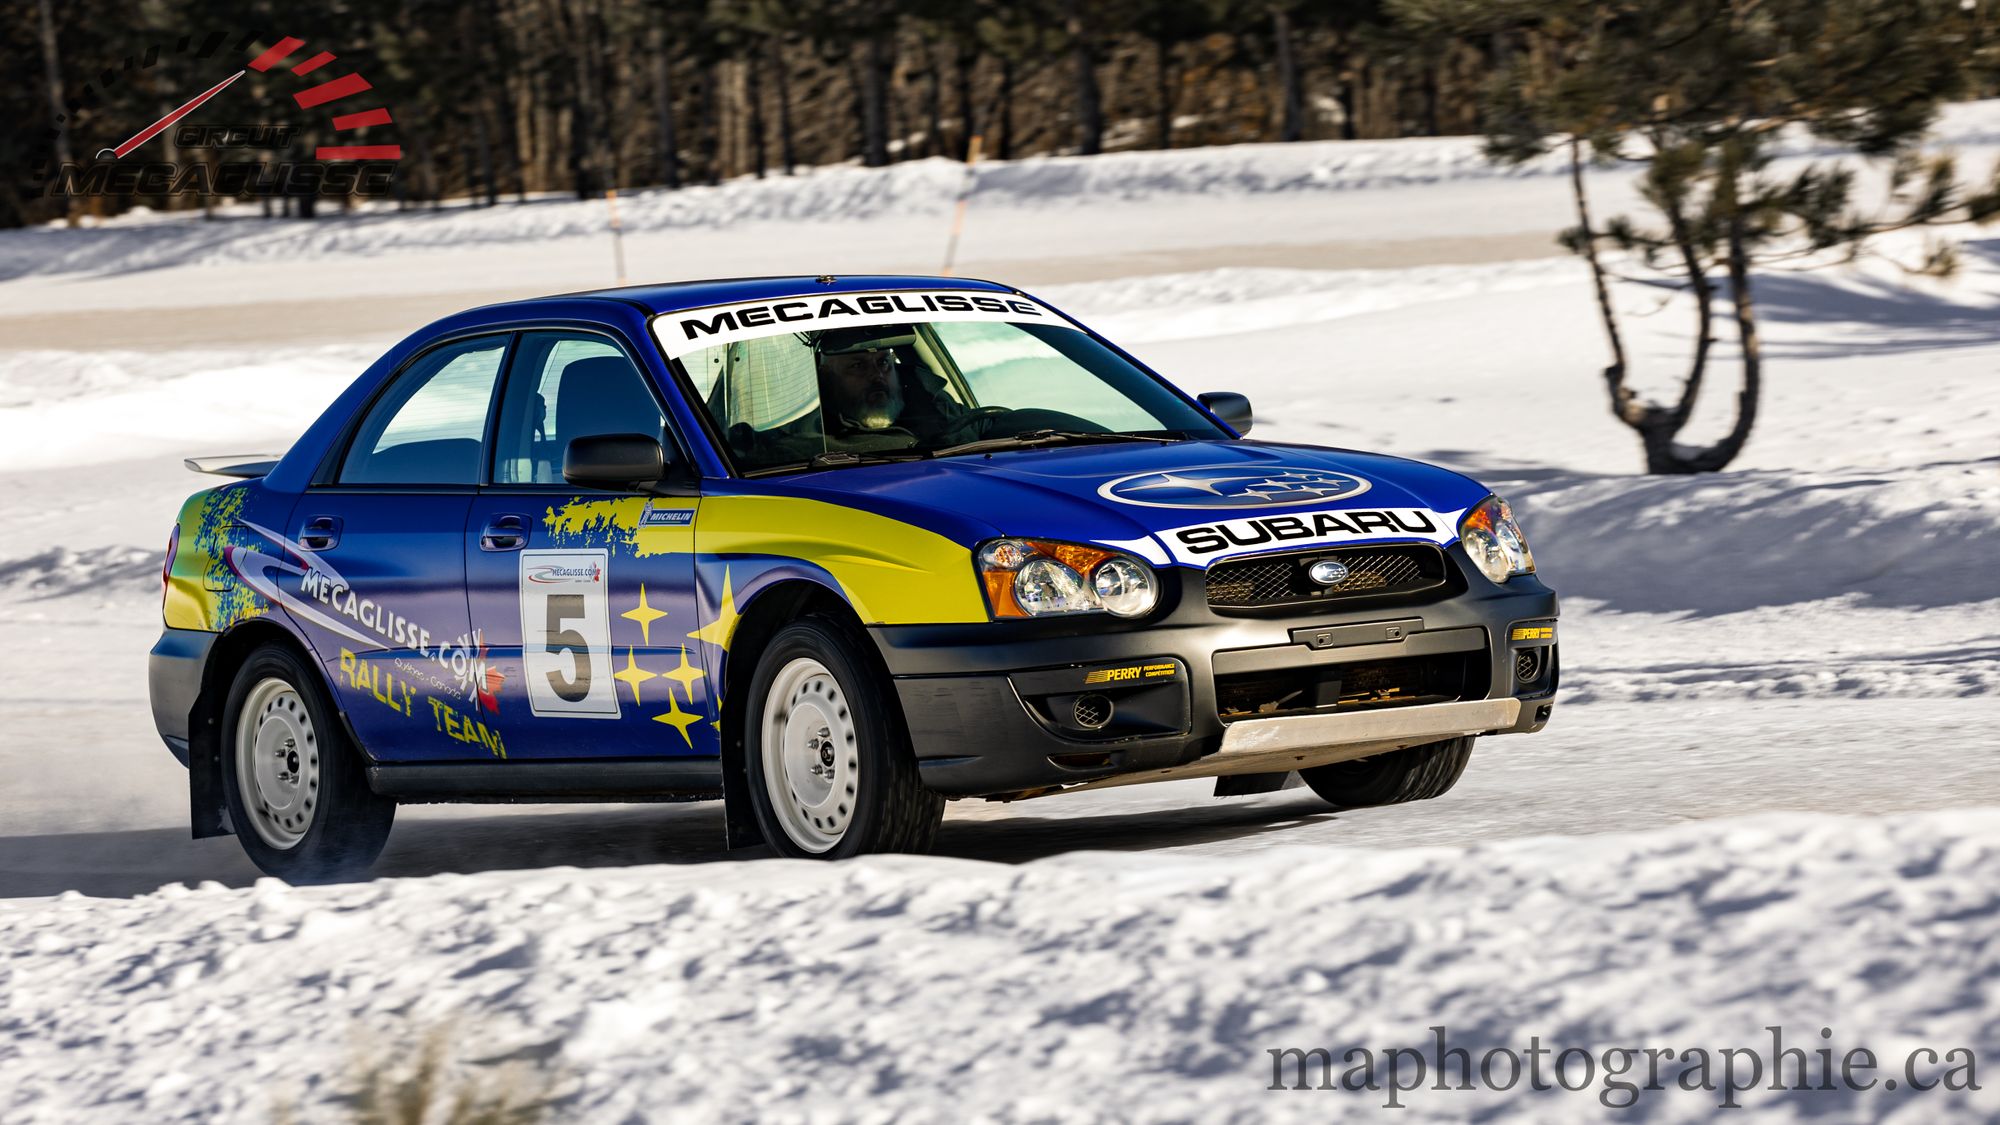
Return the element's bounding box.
[1027,697,1520,796]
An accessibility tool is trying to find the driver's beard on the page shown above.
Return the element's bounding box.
[853,385,905,430]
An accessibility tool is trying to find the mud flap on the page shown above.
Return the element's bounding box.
[188,721,234,839]
[720,733,765,850]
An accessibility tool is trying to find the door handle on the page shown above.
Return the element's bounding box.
[298,516,341,552]
[480,513,528,552]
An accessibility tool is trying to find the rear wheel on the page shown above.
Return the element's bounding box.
[744,617,943,858]
[220,644,395,883]
[1298,736,1475,808]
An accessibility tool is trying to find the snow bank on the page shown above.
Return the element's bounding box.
[0,140,1564,279]
[3,809,1996,1122]
[1516,466,2000,615]
[1043,260,1583,343]
[0,346,369,472]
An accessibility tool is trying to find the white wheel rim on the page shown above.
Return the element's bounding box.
[759,657,858,854]
[234,677,321,850]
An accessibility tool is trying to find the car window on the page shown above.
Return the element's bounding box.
[668,311,1224,474]
[930,320,1157,430]
[339,338,506,486]
[492,332,670,486]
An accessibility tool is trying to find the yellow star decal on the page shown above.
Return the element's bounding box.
[687,568,741,651]
[662,646,706,703]
[621,584,669,645]
[612,648,656,705]
[652,692,701,748]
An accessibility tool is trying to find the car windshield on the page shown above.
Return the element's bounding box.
[653,290,1229,474]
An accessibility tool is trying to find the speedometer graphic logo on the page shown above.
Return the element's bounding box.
[34,31,401,202]
[242,36,401,163]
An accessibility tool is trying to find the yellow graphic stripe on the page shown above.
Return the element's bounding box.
[165,486,264,632]
[540,494,984,626]
[693,495,985,625]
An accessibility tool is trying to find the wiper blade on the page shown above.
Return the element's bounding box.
[930,429,1184,459]
[739,449,926,477]
[809,448,928,468]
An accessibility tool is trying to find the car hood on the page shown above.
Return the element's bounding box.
[737,440,1491,569]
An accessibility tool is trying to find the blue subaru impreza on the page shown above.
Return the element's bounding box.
[150,275,1557,880]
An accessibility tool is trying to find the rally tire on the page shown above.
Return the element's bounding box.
[744,616,943,859]
[1299,736,1475,808]
[219,644,395,883]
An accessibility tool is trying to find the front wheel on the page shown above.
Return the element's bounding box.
[220,644,395,883]
[744,617,943,858]
[1298,736,1475,809]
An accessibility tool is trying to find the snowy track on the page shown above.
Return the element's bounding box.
[4,102,2000,1123]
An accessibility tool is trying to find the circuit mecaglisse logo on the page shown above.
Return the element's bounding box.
[38,32,400,198]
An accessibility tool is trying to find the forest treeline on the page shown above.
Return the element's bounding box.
[6,0,1997,227]
[8,0,1552,226]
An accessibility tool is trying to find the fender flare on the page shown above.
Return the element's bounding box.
[712,572,865,850]
[186,617,349,839]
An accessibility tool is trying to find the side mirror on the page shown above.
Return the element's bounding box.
[564,433,667,491]
[1198,391,1253,435]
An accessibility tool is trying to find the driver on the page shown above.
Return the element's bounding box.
[811,327,988,450]
[727,326,996,465]
[816,333,908,432]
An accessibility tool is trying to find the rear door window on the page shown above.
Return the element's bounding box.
[339,338,507,486]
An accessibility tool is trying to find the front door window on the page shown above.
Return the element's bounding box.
[465,331,711,759]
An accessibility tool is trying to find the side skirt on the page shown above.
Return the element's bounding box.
[367,758,725,803]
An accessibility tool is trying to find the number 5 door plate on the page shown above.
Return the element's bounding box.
[519,548,620,719]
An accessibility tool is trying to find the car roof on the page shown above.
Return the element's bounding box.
[502,274,1021,317]
[263,273,1044,493]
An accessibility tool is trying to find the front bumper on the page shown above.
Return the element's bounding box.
[878,554,1558,797]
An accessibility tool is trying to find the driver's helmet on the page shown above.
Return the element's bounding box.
[812,326,910,376]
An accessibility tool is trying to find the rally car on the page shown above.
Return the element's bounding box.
[150,275,1557,881]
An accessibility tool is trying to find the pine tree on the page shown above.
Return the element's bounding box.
[1406,0,2000,473]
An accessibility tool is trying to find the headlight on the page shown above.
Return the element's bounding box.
[1457,495,1536,585]
[977,539,1160,619]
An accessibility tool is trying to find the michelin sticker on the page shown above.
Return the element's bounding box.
[653,289,1062,358]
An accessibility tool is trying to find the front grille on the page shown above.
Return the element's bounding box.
[1206,545,1449,611]
[1215,651,1484,720]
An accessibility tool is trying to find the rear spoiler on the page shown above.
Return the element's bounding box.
[184,454,281,478]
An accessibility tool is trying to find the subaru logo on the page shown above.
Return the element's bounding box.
[1098,466,1372,509]
[1308,559,1351,586]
